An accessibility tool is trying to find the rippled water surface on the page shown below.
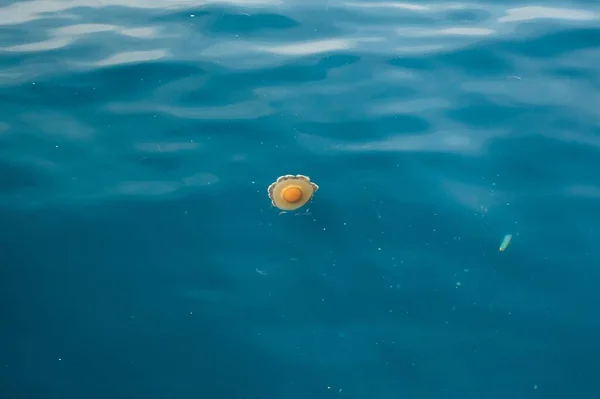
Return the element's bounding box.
[2,1,600,398]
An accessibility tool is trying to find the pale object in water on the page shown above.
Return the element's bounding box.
[499,234,512,251]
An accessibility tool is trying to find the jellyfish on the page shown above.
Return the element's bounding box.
[267,174,319,211]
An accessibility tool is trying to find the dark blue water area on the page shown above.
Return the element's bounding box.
[1,1,600,398]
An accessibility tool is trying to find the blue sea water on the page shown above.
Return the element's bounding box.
[1,0,600,398]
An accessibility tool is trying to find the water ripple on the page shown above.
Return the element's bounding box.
[0,1,598,209]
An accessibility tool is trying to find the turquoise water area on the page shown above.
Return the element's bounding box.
[1,1,600,398]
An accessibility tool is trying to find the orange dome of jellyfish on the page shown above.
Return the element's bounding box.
[268,174,319,211]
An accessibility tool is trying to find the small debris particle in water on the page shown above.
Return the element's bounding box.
[499,234,512,251]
